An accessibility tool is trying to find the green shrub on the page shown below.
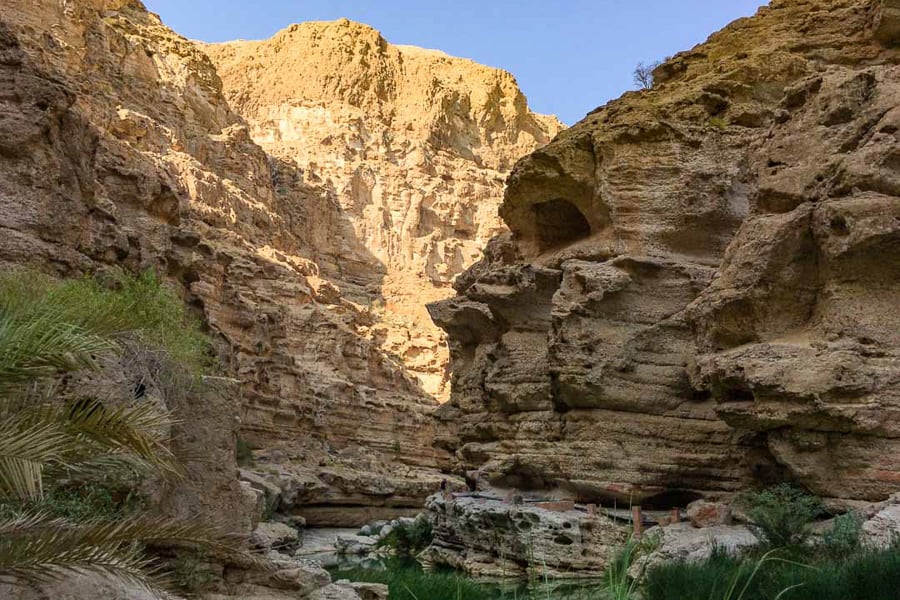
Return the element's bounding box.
[602,533,659,600]
[822,512,863,558]
[602,536,641,600]
[377,519,434,558]
[0,483,147,523]
[739,484,824,549]
[236,436,254,467]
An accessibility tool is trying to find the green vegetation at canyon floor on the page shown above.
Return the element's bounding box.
[335,486,900,600]
[334,545,900,600]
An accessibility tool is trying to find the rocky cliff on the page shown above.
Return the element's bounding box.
[0,0,559,526]
[431,0,900,508]
[205,21,562,401]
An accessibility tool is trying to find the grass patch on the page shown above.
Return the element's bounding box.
[0,268,213,376]
[645,485,897,600]
[644,545,900,600]
[602,533,659,600]
[332,560,494,600]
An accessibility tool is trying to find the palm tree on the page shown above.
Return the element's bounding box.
[0,270,251,589]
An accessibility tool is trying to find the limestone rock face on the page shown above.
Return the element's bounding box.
[630,523,757,577]
[861,494,900,547]
[422,494,627,578]
[205,20,563,400]
[431,0,900,506]
[0,0,557,524]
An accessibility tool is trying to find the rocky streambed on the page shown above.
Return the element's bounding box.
[238,490,900,600]
[299,493,753,578]
[316,491,900,576]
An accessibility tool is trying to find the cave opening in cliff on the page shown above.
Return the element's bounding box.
[532,199,592,251]
[641,489,705,510]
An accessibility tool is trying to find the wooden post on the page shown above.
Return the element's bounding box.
[632,506,643,538]
[671,507,681,524]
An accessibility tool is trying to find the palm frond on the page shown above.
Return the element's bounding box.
[0,398,183,500]
[0,312,116,391]
[0,512,260,588]
[0,510,68,536]
[0,415,79,499]
[55,399,184,479]
[0,513,158,587]
[57,454,161,482]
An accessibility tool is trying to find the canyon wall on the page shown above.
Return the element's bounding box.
[205,22,562,400]
[0,0,559,524]
[431,0,900,508]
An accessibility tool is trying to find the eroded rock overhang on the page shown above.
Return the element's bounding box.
[429,0,900,508]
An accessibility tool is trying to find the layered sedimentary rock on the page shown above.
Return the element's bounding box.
[422,495,626,578]
[205,21,562,400]
[0,0,557,524]
[431,0,900,507]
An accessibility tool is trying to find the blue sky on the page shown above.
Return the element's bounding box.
[144,1,768,125]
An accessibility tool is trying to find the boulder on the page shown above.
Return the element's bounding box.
[309,583,365,600]
[631,523,757,577]
[240,469,284,512]
[422,493,627,578]
[222,560,331,597]
[335,534,379,556]
[862,495,900,548]
[687,500,733,528]
[0,574,175,600]
[250,522,301,552]
[276,514,307,529]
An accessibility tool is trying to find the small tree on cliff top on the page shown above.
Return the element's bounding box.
[633,61,662,90]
